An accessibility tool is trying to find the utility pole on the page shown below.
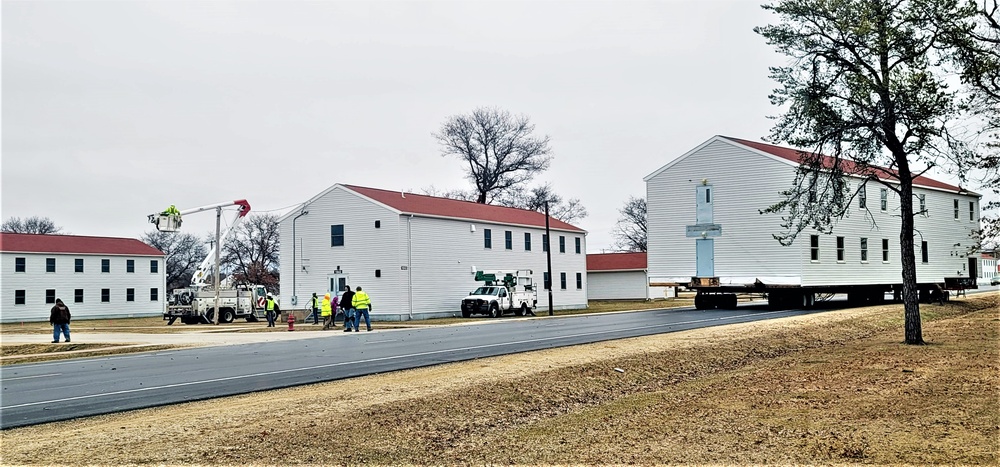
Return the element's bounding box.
[213,207,221,325]
[545,202,553,316]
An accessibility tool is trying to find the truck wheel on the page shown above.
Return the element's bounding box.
[515,304,526,316]
[490,303,501,318]
[219,309,235,324]
[462,308,471,318]
[694,294,706,310]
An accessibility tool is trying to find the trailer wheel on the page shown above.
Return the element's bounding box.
[725,294,738,309]
[490,303,501,318]
[219,309,235,324]
[694,294,706,310]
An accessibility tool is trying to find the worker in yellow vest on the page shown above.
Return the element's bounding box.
[309,293,320,325]
[265,294,277,327]
[352,286,372,332]
[321,293,334,330]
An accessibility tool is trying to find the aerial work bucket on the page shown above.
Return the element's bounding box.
[149,213,182,232]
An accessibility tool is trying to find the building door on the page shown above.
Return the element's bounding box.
[328,272,349,299]
[696,238,714,277]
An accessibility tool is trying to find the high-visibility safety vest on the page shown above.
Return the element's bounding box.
[266,298,275,312]
[353,291,371,310]
[311,296,319,310]
[321,297,333,316]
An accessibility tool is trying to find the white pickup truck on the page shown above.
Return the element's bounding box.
[460,270,537,318]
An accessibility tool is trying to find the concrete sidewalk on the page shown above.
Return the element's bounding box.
[2,327,354,348]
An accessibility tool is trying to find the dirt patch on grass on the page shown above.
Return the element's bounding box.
[2,295,996,465]
[1,343,187,365]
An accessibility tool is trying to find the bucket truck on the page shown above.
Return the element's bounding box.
[149,200,271,325]
[460,270,537,318]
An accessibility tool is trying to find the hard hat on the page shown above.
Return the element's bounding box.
[324,293,330,298]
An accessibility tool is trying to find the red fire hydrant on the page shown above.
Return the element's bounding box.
[287,313,295,331]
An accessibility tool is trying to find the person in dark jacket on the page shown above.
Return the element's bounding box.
[50,298,71,343]
[340,286,356,332]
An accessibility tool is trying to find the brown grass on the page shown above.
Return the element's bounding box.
[2,295,996,465]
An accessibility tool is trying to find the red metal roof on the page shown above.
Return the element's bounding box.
[722,137,967,193]
[0,233,163,256]
[344,185,586,232]
[587,252,646,271]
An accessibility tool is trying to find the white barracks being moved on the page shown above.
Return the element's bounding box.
[644,136,981,309]
[279,185,588,320]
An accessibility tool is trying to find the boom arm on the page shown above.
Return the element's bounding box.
[147,200,252,288]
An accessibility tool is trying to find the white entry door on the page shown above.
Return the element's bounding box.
[328,273,350,299]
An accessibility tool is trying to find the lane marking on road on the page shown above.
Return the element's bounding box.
[365,340,398,344]
[1,308,806,411]
[1,373,61,381]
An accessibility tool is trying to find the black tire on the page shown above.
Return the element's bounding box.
[725,294,738,309]
[180,316,199,325]
[694,294,706,310]
[219,309,235,324]
[516,304,527,316]
[462,308,471,318]
[490,303,501,318]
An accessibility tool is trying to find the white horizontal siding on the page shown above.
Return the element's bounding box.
[588,271,647,300]
[646,137,980,287]
[281,186,588,320]
[1,253,166,323]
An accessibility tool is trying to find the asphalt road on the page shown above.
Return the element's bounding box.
[0,302,855,429]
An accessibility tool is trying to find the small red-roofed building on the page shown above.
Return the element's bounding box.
[1,233,165,322]
[586,252,674,300]
[279,185,588,320]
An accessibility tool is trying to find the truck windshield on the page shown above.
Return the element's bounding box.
[472,287,500,296]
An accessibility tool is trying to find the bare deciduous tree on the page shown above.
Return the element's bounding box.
[434,107,552,204]
[2,216,62,234]
[756,0,988,344]
[222,214,280,292]
[611,196,647,252]
[494,183,588,224]
[141,231,207,291]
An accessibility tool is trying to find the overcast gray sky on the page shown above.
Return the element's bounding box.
[5,0,802,250]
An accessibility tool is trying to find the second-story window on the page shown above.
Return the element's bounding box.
[559,236,566,253]
[524,232,531,251]
[880,188,888,211]
[970,201,975,221]
[918,194,926,216]
[126,259,135,273]
[810,235,820,261]
[75,258,84,273]
[150,260,159,273]
[836,236,845,262]
[882,239,890,262]
[860,238,869,262]
[575,237,581,254]
[954,199,960,219]
[859,185,867,209]
[101,259,110,273]
[330,225,345,247]
[504,231,512,250]
[46,258,56,273]
[15,257,25,272]
[484,229,492,249]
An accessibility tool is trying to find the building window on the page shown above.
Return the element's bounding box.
[808,172,818,203]
[954,199,959,219]
[860,238,869,262]
[576,272,582,289]
[543,272,551,289]
[126,259,135,273]
[970,201,975,221]
[484,228,492,249]
[102,289,110,303]
[575,237,581,254]
[46,258,56,273]
[330,224,345,247]
[375,269,381,278]
[882,239,890,262]
[836,236,845,262]
[560,272,567,290]
[859,185,867,209]
[150,288,159,301]
[880,188,888,211]
[75,258,84,273]
[15,257,25,272]
[375,220,381,229]
[126,288,135,302]
[921,241,929,263]
[505,231,513,250]
[559,236,566,253]
[46,289,56,304]
[918,194,926,216]
[150,260,158,273]
[15,290,25,305]
[810,235,820,261]
[102,259,110,273]
[542,234,549,252]
[75,289,84,303]
[524,233,531,251]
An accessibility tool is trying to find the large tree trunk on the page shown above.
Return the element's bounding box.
[896,162,924,345]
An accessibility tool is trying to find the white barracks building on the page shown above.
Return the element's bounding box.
[644,136,981,296]
[1,233,166,322]
[279,184,589,320]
